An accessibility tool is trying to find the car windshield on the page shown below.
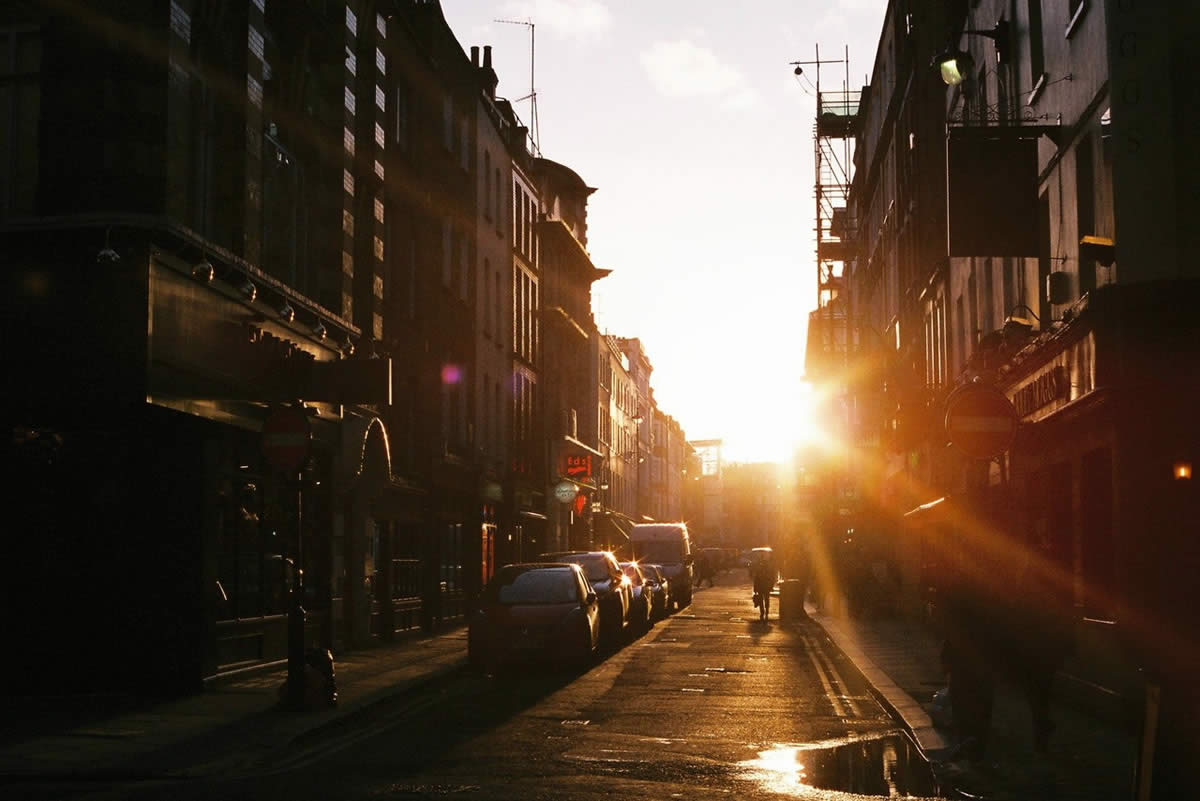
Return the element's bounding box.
[633,541,683,563]
[493,570,579,605]
[562,554,609,582]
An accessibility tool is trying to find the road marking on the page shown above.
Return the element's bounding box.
[809,636,863,718]
[801,634,847,719]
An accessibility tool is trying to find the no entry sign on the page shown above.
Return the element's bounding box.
[944,383,1018,460]
[262,405,312,473]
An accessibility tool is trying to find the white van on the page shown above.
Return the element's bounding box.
[630,523,693,610]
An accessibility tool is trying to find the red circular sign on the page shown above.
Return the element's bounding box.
[944,383,1018,459]
[262,405,312,472]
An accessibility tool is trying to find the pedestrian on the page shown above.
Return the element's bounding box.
[696,550,713,588]
[752,551,776,621]
[938,553,998,761]
[1008,538,1072,753]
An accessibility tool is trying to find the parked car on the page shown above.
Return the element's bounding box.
[630,523,693,610]
[619,561,653,633]
[468,563,600,670]
[537,551,632,646]
[639,562,671,620]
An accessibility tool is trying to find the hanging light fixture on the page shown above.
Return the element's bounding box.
[191,258,214,282]
[932,19,1009,86]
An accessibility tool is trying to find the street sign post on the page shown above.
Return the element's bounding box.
[261,404,311,709]
[944,382,1019,459]
[262,405,312,473]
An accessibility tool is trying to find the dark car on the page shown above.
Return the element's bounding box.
[468,563,600,670]
[537,551,632,646]
[619,562,653,633]
[639,562,671,620]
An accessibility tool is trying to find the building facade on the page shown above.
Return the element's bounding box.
[533,157,607,552]
[818,1,1200,792]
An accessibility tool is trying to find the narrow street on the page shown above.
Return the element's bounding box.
[95,575,940,801]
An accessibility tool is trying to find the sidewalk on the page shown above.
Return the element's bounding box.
[807,604,1139,801]
[0,627,469,781]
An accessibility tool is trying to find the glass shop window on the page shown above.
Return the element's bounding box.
[442,523,463,591]
[215,463,289,620]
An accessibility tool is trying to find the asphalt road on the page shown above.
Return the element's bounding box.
[85,575,944,800]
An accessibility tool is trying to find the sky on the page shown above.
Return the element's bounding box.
[441,0,887,464]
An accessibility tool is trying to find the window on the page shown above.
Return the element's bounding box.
[460,238,471,304]
[1027,0,1046,97]
[1001,257,1014,316]
[493,380,502,453]
[1081,448,1114,616]
[456,236,466,300]
[1076,133,1096,295]
[460,117,469,170]
[442,524,463,593]
[1,26,41,218]
[405,236,416,319]
[493,269,501,341]
[393,83,408,150]
[495,167,503,231]
[1066,0,1088,37]
[483,151,492,219]
[482,258,492,336]
[968,266,979,350]
[981,257,995,333]
[441,221,452,286]
[481,372,490,448]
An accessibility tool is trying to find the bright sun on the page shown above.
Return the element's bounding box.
[719,380,830,464]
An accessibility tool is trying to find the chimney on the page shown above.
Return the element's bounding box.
[471,46,479,68]
[479,45,498,99]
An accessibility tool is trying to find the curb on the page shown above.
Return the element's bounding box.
[806,611,951,760]
[0,647,471,783]
[174,656,471,779]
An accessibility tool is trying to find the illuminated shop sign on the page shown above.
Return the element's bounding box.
[563,453,593,480]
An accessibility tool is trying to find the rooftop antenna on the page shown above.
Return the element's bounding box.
[495,17,539,154]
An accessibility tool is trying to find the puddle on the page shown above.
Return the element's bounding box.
[737,733,942,799]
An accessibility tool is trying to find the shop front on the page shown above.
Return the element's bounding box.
[998,282,1200,722]
[5,229,391,695]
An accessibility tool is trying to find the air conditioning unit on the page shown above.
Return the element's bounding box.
[562,408,578,438]
[1046,271,1071,305]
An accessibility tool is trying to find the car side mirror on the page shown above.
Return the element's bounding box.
[585,591,597,605]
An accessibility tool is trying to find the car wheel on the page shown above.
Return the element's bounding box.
[574,624,594,669]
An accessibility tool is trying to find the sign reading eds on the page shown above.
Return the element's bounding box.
[564,453,592,479]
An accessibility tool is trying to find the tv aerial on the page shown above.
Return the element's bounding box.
[495,17,539,154]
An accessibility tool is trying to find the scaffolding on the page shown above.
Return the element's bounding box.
[797,46,859,382]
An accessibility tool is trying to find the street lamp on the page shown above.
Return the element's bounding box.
[932,19,1010,86]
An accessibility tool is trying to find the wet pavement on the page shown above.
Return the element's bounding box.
[58,575,946,800]
[1,571,1140,800]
